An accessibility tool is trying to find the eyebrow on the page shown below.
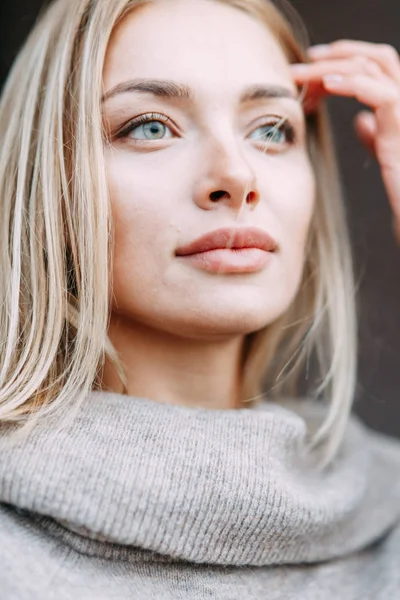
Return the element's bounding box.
[101,78,298,104]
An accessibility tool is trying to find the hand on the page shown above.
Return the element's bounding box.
[290,40,400,244]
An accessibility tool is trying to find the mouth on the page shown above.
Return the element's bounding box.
[175,227,277,274]
[177,247,273,274]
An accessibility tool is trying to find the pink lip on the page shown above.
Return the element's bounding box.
[175,227,278,256]
[175,227,277,274]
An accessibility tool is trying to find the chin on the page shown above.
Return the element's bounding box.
[198,312,281,335]
[162,302,290,339]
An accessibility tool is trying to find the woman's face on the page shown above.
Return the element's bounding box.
[102,0,316,340]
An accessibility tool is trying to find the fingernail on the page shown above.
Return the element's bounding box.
[323,74,344,86]
[307,44,330,57]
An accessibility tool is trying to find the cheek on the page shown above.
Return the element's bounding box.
[287,160,315,230]
[266,155,316,242]
[106,154,167,288]
[105,150,191,311]
[267,157,316,289]
[106,150,180,247]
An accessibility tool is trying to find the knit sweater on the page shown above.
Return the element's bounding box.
[1,391,400,599]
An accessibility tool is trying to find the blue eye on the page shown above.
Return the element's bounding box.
[117,113,296,147]
[128,120,172,141]
[118,112,174,141]
[249,118,296,146]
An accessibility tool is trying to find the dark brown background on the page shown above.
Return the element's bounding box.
[1,0,400,437]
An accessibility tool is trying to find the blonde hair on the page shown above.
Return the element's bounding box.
[0,0,356,470]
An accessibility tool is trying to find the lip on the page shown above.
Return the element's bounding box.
[175,227,278,256]
[175,227,277,274]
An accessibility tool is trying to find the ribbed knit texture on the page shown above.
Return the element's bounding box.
[1,391,400,599]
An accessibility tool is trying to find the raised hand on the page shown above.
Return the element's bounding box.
[291,40,400,244]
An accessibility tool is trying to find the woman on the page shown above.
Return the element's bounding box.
[0,0,400,597]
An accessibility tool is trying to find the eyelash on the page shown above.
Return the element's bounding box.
[117,112,174,139]
[116,111,297,147]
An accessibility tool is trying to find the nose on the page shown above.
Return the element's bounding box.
[193,134,260,213]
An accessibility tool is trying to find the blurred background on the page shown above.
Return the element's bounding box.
[1,0,400,437]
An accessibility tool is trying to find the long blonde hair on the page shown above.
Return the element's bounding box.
[0,0,356,470]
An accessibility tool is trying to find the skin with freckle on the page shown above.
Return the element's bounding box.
[100,0,316,405]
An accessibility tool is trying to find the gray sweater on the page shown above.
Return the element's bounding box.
[1,391,400,599]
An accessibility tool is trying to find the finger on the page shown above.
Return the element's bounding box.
[291,56,384,82]
[307,40,400,84]
[354,111,377,156]
[322,72,399,109]
[292,60,387,115]
[297,80,328,114]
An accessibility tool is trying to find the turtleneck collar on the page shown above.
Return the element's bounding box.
[0,391,400,566]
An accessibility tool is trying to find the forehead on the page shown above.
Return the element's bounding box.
[103,0,296,98]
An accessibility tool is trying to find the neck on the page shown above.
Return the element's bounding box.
[100,313,246,410]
